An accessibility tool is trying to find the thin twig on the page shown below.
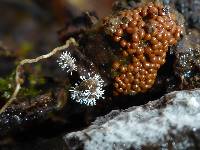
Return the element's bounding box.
[0,38,78,114]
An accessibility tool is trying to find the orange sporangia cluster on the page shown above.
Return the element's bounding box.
[103,2,183,95]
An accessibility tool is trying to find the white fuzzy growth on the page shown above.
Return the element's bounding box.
[70,73,105,106]
[64,89,200,150]
[57,51,77,75]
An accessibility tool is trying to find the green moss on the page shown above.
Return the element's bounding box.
[29,74,46,86]
[0,74,15,99]
[18,74,46,98]
[19,87,41,98]
[0,72,46,100]
[0,78,11,91]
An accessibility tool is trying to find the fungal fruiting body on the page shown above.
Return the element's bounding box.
[103,2,183,95]
[57,51,77,75]
[69,73,105,106]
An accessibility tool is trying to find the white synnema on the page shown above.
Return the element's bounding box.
[57,51,77,75]
[70,73,105,106]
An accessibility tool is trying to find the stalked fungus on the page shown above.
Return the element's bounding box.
[69,73,105,106]
[103,2,183,95]
[57,51,77,75]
